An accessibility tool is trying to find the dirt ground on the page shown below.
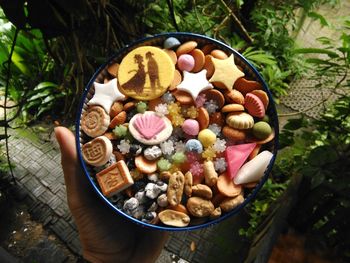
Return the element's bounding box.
[0,183,77,262]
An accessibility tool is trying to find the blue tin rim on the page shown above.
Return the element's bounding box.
[75,32,279,231]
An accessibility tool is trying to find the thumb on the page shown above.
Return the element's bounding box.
[54,126,93,208]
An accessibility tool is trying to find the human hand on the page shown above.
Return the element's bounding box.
[55,127,168,263]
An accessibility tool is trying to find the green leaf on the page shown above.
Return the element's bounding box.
[11,50,30,76]
[294,48,339,58]
[283,117,307,131]
[34,81,58,91]
[307,146,338,166]
[308,12,329,27]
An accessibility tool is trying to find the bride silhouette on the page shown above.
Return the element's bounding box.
[121,54,146,94]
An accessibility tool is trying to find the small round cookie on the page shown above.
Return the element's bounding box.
[169,70,182,90]
[221,103,245,113]
[81,106,110,137]
[203,89,225,109]
[189,48,205,72]
[172,89,194,105]
[82,136,113,166]
[210,49,228,59]
[217,173,242,197]
[226,112,254,129]
[135,155,157,174]
[197,107,210,130]
[224,89,245,105]
[222,126,246,141]
[176,41,198,56]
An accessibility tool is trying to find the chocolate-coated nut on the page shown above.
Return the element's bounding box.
[167,171,185,206]
[186,197,215,217]
[219,195,244,212]
[192,184,212,200]
[159,209,190,227]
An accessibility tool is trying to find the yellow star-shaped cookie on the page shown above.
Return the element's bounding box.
[209,54,245,90]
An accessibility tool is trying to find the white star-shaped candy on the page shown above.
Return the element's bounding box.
[88,78,126,114]
[176,70,213,100]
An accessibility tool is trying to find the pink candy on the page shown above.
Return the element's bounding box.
[182,119,199,136]
[177,54,195,72]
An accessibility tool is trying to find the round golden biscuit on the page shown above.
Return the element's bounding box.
[118,46,175,100]
[203,89,225,109]
[189,48,205,72]
[211,49,228,59]
[221,103,245,113]
[107,62,119,77]
[176,41,198,56]
[203,55,214,78]
[197,107,210,130]
[169,70,182,91]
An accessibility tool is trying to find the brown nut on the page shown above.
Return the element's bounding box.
[186,197,215,217]
[219,195,244,212]
[167,171,185,206]
[210,207,222,220]
[168,204,188,214]
[192,184,213,199]
[184,171,193,197]
[159,209,190,227]
[109,111,127,128]
[203,160,218,187]
[160,171,171,182]
[109,102,124,118]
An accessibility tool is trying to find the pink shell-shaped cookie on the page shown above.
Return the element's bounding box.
[129,111,173,145]
[244,93,265,118]
[134,112,165,139]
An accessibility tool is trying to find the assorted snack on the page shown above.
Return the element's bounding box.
[79,36,275,228]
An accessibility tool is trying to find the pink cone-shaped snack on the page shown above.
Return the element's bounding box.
[225,143,257,179]
[234,150,273,185]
